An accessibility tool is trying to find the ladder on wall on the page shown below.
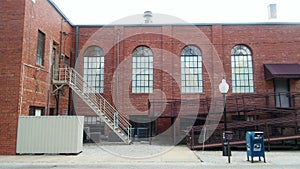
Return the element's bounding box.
[52,67,132,144]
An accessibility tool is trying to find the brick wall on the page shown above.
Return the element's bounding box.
[222,24,300,94]
[0,0,74,154]
[76,24,300,132]
[1,0,300,154]
[0,0,26,155]
[21,0,73,117]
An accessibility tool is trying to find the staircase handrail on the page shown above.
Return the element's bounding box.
[53,67,131,143]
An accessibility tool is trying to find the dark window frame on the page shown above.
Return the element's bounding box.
[36,30,45,66]
[64,55,69,68]
[29,106,45,116]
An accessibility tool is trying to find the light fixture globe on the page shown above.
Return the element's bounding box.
[219,79,229,94]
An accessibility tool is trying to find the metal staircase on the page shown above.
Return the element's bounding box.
[52,67,132,144]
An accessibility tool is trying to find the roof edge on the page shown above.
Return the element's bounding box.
[47,0,73,26]
[74,22,300,27]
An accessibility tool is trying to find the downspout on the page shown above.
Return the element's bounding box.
[46,37,53,115]
[68,50,73,115]
[116,29,121,109]
[75,26,79,68]
[59,18,63,64]
[56,18,64,115]
[113,29,121,130]
[19,64,25,115]
[73,26,79,115]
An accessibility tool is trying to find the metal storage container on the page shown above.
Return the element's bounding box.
[16,116,84,154]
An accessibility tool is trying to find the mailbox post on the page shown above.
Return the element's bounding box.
[246,131,266,163]
[223,131,233,163]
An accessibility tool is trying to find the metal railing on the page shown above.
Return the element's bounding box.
[148,92,300,117]
[187,116,300,150]
[53,67,132,144]
[184,93,300,150]
[147,93,300,149]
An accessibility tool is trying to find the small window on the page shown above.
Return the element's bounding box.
[65,56,69,68]
[29,106,45,116]
[36,30,45,66]
[49,108,56,116]
[52,47,57,66]
[247,115,257,121]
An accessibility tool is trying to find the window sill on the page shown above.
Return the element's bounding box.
[35,64,45,69]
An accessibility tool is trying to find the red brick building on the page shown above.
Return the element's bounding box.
[0,0,300,154]
[0,0,73,154]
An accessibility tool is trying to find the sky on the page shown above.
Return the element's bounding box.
[51,0,300,25]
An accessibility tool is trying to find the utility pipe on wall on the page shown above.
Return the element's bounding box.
[19,64,25,115]
[116,29,121,109]
[56,18,64,115]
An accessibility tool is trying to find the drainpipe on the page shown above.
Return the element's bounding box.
[46,37,54,116]
[19,64,25,115]
[68,50,73,115]
[113,29,121,130]
[59,18,63,64]
[75,26,79,68]
[72,26,79,115]
[56,18,64,115]
[116,29,120,109]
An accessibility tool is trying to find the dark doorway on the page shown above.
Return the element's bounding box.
[129,115,150,138]
[274,79,290,108]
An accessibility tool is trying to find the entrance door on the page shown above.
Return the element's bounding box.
[274,79,290,108]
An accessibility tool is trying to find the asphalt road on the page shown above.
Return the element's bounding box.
[0,162,299,169]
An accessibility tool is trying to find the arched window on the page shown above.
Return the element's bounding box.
[231,45,254,93]
[83,46,104,93]
[181,45,203,93]
[132,46,153,93]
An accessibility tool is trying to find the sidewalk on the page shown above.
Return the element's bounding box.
[195,150,300,166]
[0,143,199,163]
[0,143,299,166]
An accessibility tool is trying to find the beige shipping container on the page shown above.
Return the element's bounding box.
[16,116,84,154]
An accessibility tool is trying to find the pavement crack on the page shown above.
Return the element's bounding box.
[192,151,204,162]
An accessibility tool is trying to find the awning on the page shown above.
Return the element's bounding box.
[264,64,300,80]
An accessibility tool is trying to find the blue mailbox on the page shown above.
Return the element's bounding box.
[246,131,266,163]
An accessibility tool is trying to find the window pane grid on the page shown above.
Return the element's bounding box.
[181,46,203,93]
[231,45,254,93]
[132,46,153,94]
[84,53,104,93]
